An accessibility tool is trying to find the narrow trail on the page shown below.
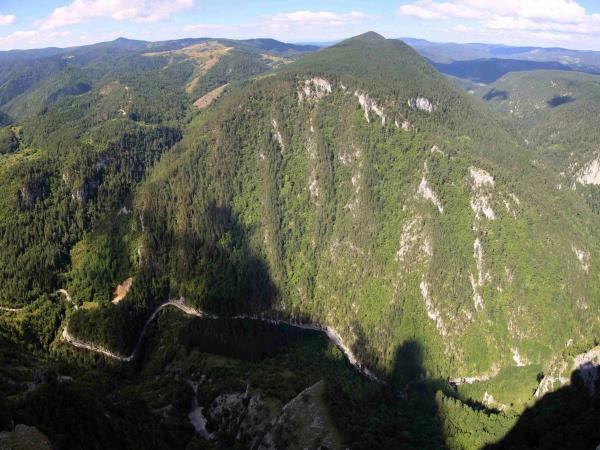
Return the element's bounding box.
[0,306,23,312]
[62,298,213,362]
[59,295,383,383]
[0,290,73,313]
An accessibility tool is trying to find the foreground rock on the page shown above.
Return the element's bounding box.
[0,424,52,450]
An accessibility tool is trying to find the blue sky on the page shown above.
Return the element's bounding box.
[2,0,600,50]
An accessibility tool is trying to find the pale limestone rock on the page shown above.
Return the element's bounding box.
[396,216,431,264]
[573,246,590,272]
[418,177,443,213]
[408,96,434,113]
[420,278,448,336]
[512,347,527,366]
[297,77,332,102]
[469,167,495,220]
[354,91,386,125]
[271,119,284,151]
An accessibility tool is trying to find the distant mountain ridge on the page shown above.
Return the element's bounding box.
[403,37,600,78]
[432,58,575,83]
[0,35,320,123]
[0,36,318,60]
[237,38,320,54]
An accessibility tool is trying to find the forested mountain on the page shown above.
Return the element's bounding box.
[2,32,600,449]
[94,31,600,383]
[433,59,574,84]
[476,70,600,215]
[0,36,313,123]
[405,37,600,71]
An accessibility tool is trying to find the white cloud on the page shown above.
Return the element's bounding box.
[269,10,373,28]
[0,0,195,49]
[40,0,193,30]
[0,14,15,26]
[397,0,600,45]
[184,23,239,33]
[398,2,484,20]
[0,30,71,48]
[452,24,469,32]
[397,0,588,23]
[184,10,374,40]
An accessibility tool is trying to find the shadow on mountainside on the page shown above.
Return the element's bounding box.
[345,321,528,449]
[144,200,277,316]
[65,197,600,448]
[68,202,277,355]
[338,324,449,449]
[331,322,600,450]
[390,339,449,449]
[485,368,600,450]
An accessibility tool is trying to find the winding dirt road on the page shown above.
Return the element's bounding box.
[0,306,23,312]
[229,313,382,382]
[59,295,383,383]
[62,298,213,362]
[1,290,495,386]
[1,290,74,313]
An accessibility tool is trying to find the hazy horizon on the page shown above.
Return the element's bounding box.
[3,32,600,55]
[2,1,600,51]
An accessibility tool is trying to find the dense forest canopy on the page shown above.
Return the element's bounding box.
[1,32,600,449]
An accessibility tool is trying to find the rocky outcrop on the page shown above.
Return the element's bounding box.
[71,179,100,202]
[470,238,489,310]
[420,278,448,336]
[297,77,332,102]
[271,118,284,151]
[418,176,443,213]
[573,246,590,273]
[187,378,213,440]
[354,91,386,125]
[18,179,48,208]
[469,167,496,220]
[0,424,53,450]
[69,158,110,202]
[206,386,275,446]
[395,216,431,265]
[408,96,434,113]
[576,157,600,185]
[199,380,342,449]
[260,380,342,450]
[112,277,133,304]
[308,171,320,199]
[535,346,600,397]
[482,391,508,411]
[512,347,527,367]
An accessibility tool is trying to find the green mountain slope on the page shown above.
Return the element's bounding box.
[0,36,310,122]
[3,32,600,449]
[476,70,600,211]
[67,33,600,387]
[0,34,312,308]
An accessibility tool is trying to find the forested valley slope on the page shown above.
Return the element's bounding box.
[2,32,600,449]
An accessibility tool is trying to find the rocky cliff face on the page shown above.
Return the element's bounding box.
[196,380,341,449]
